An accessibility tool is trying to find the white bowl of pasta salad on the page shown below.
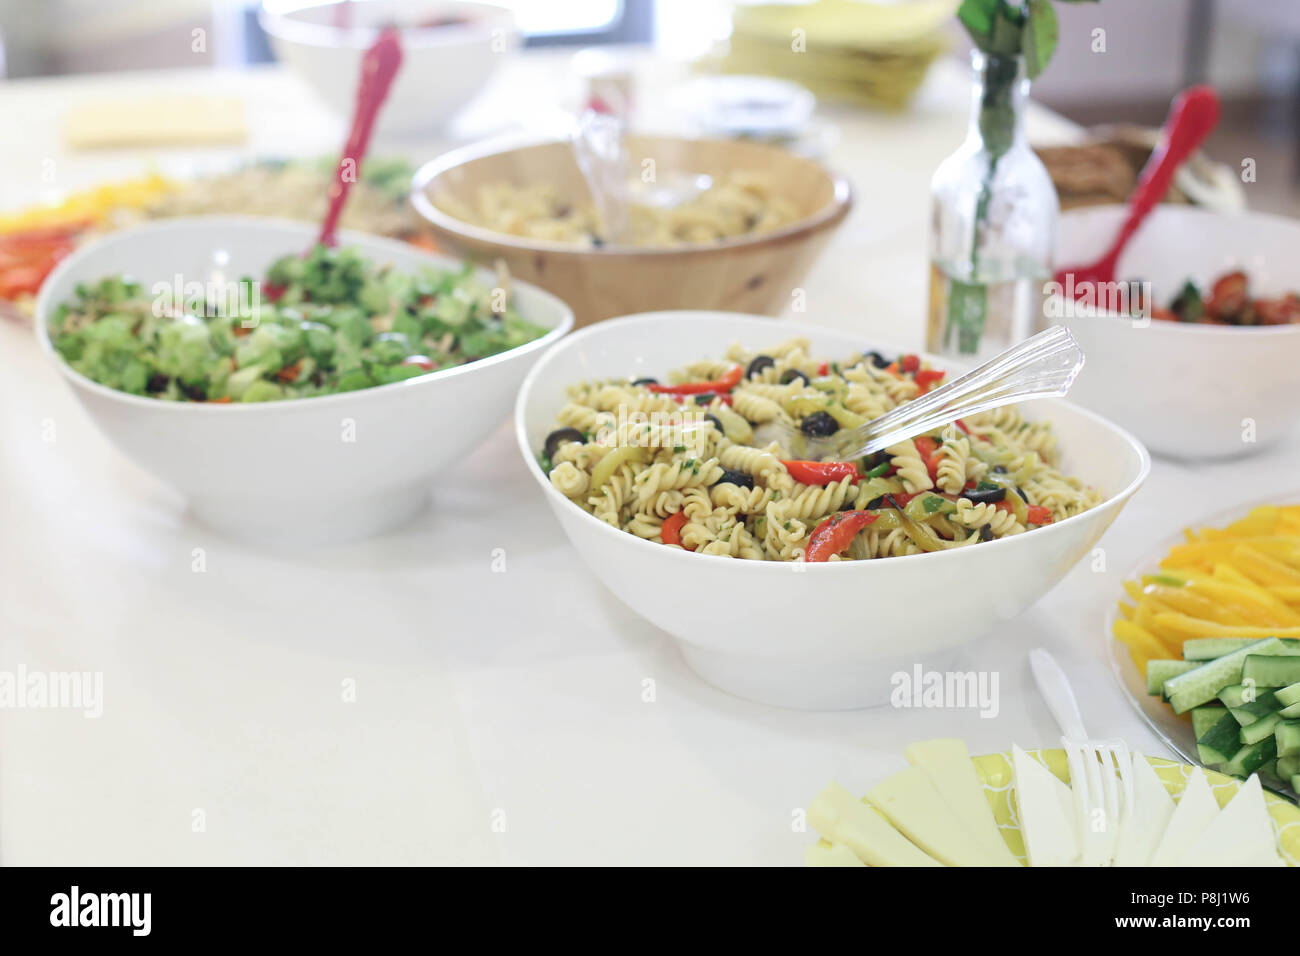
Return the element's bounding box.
[515,312,1150,709]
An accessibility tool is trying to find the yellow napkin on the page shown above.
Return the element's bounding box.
[63,96,246,149]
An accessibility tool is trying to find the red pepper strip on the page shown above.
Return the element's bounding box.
[648,365,743,396]
[0,264,52,298]
[0,222,88,245]
[661,511,692,549]
[0,236,75,297]
[954,419,970,435]
[805,510,879,562]
[914,368,945,394]
[899,354,921,374]
[781,460,859,486]
[1026,505,1053,525]
[817,361,829,376]
[276,360,303,382]
[912,435,941,482]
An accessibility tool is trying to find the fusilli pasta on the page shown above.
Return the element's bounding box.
[537,339,1103,561]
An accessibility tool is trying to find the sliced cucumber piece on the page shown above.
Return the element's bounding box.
[1147,659,1199,696]
[1191,704,1227,740]
[1242,655,1300,688]
[1275,682,1300,708]
[1240,711,1284,746]
[1278,754,1300,779]
[1258,762,1287,792]
[1197,743,1230,767]
[1218,684,1279,712]
[1198,710,1244,756]
[1182,638,1261,660]
[1184,637,1300,660]
[1293,774,1300,794]
[1230,706,1279,728]
[1164,639,1284,714]
[1280,701,1300,719]
[1276,720,1300,758]
[1221,737,1277,778]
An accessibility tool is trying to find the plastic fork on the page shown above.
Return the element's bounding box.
[767,325,1084,462]
[1029,648,1135,867]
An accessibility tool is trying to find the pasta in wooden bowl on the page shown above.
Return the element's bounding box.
[412,135,851,327]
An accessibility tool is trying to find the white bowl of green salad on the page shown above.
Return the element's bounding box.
[36,216,572,543]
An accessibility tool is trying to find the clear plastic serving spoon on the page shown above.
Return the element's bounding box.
[768,325,1085,462]
[570,110,712,245]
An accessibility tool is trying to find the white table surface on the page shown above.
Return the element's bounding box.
[2,50,1296,866]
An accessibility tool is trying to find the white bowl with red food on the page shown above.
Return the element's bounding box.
[515,311,1149,710]
[1049,204,1300,460]
[259,0,517,135]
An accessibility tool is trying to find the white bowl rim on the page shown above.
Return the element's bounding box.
[410,133,854,258]
[1054,203,1300,337]
[258,0,515,49]
[34,214,574,415]
[514,309,1152,571]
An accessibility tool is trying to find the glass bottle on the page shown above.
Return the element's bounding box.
[927,50,1058,362]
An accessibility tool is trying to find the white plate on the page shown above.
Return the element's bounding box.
[1106,493,1300,795]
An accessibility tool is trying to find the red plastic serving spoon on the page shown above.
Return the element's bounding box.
[317,26,404,249]
[1055,85,1221,298]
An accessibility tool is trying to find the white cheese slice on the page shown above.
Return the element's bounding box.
[804,843,868,867]
[1148,767,1220,866]
[1185,775,1285,866]
[1011,744,1080,867]
[866,765,1010,866]
[904,738,1022,866]
[808,781,943,867]
[1113,752,1176,867]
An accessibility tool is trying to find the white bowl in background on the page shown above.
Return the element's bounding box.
[36,217,572,544]
[515,311,1149,710]
[1051,204,1300,460]
[259,0,517,135]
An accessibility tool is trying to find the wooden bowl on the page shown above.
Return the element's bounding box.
[410,135,852,327]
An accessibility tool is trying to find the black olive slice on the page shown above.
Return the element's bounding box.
[713,469,754,489]
[543,427,585,460]
[800,411,839,437]
[863,351,889,369]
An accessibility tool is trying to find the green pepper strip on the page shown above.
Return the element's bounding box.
[590,445,649,493]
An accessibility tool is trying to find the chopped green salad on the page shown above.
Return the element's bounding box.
[49,245,549,402]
